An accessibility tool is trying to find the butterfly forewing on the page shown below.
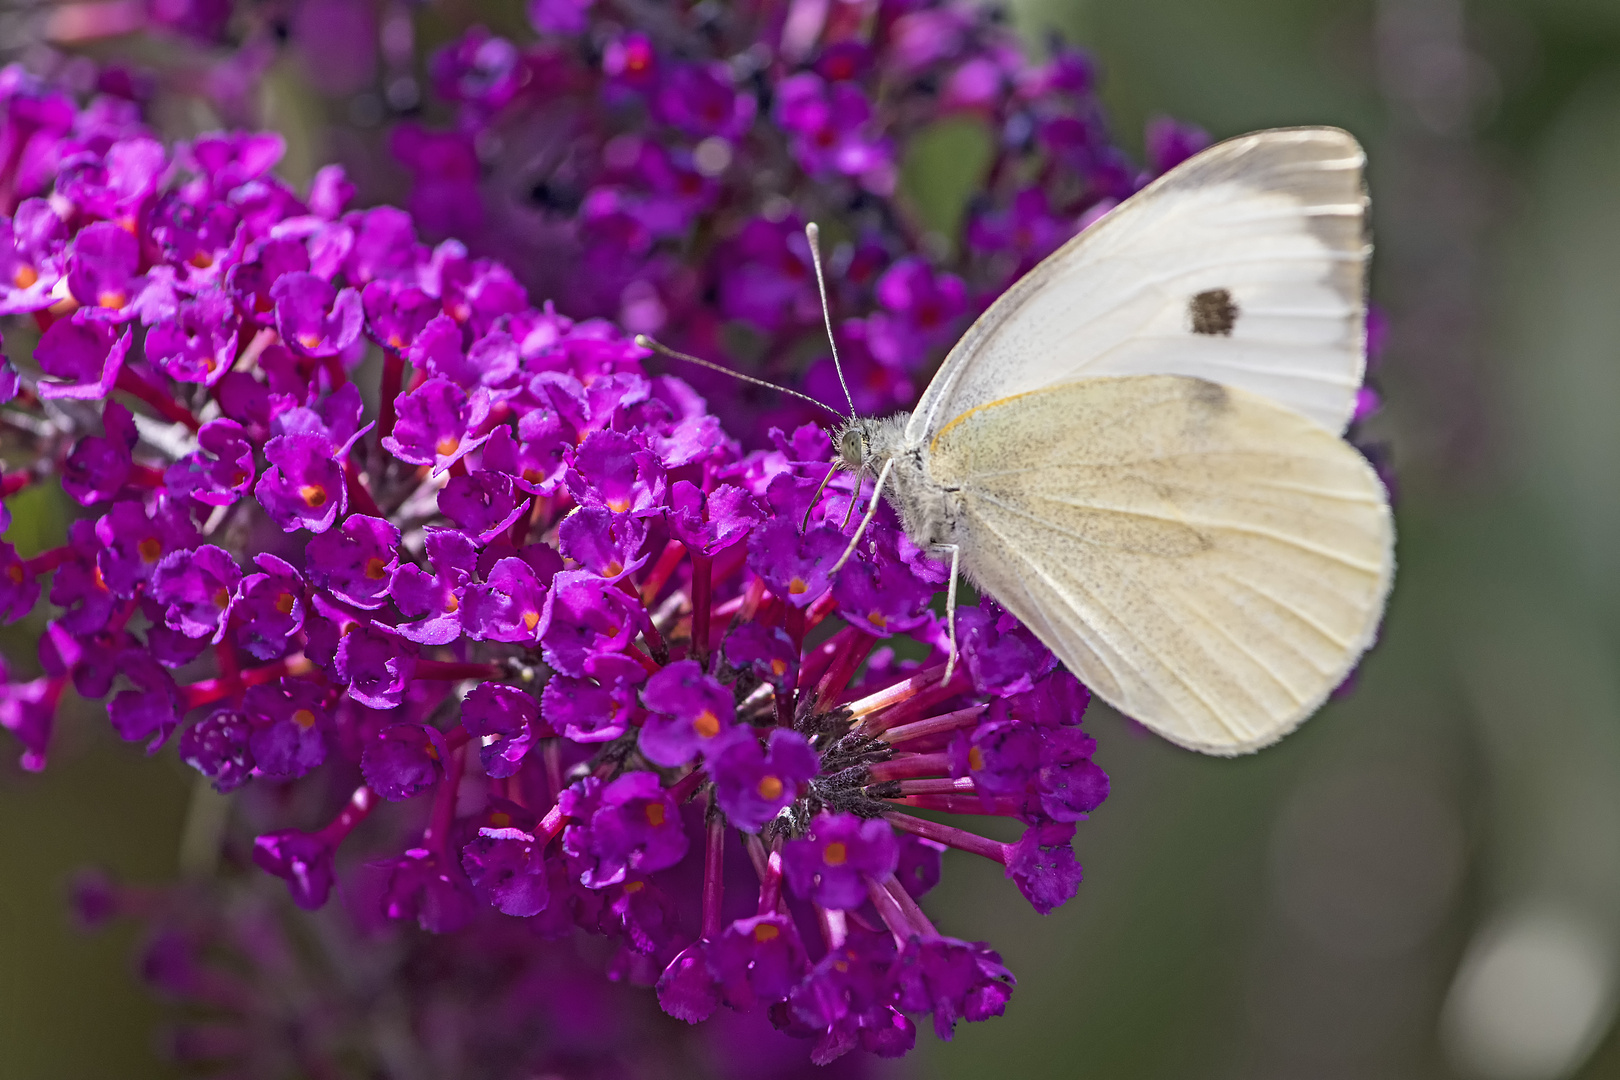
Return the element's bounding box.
[908,127,1369,444]
[926,375,1394,754]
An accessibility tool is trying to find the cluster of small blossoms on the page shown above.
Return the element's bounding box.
[69,868,860,1079]
[400,0,1211,439]
[0,65,1106,1063]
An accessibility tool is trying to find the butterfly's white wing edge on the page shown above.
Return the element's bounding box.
[906,126,1371,448]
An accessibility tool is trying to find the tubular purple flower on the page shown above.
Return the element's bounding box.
[34,313,130,400]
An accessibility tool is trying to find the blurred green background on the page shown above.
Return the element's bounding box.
[10,0,1620,1077]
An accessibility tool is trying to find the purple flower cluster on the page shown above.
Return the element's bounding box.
[393,0,1206,440]
[0,64,1109,1064]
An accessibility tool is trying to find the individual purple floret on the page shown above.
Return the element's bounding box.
[560,772,688,888]
[106,648,182,752]
[708,914,807,1012]
[783,814,899,911]
[708,728,819,832]
[461,556,546,644]
[255,433,347,533]
[252,829,336,910]
[243,677,327,779]
[892,937,1016,1041]
[62,401,138,506]
[178,709,255,792]
[461,681,541,778]
[149,544,241,641]
[66,219,140,312]
[461,827,550,917]
[94,497,200,599]
[540,653,645,743]
[271,271,363,357]
[362,722,447,801]
[380,377,488,473]
[145,290,239,385]
[638,659,734,767]
[334,626,416,710]
[0,199,67,315]
[305,514,400,609]
[390,528,475,645]
[538,569,639,676]
[34,313,130,400]
[1003,822,1085,915]
[166,418,255,506]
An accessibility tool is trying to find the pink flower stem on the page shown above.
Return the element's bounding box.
[884,811,1009,864]
[816,904,849,950]
[23,545,71,576]
[865,875,916,946]
[894,776,976,796]
[423,742,466,857]
[378,350,404,441]
[114,367,201,431]
[881,874,939,938]
[0,472,32,497]
[701,809,725,940]
[638,540,687,605]
[343,460,383,518]
[314,786,377,846]
[888,793,1028,817]
[853,665,972,733]
[810,627,878,712]
[532,801,569,844]
[867,753,952,783]
[689,551,713,671]
[182,654,313,710]
[756,845,785,916]
[668,766,708,805]
[878,704,988,746]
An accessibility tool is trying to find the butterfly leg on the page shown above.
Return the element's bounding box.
[828,458,893,575]
[934,543,961,684]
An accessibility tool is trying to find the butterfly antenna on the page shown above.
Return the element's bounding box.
[805,222,858,420]
[634,335,844,419]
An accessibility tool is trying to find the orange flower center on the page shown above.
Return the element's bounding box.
[822,842,848,866]
[12,265,38,289]
[299,484,327,508]
[137,537,163,563]
[692,710,722,738]
[968,746,985,772]
[867,610,887,629]
[97,289,126,309]
[489,811,512,827]
[274,592,296,615]
[606,497,630,513]
[444,593,459,613]
[436,436,460,457]
[643,802,666,827]
[752,922,780,943]
[364,556,390,580]
[788,577,808,595]
[292,708,317,729]
[188,251,214,269]
[213,587,230,608]
[756,775,784,801]
[297,333,322,349]
[5,563,23,584]
[522,610,540,631]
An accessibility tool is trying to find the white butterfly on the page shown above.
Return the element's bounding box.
[825,127,1395,756]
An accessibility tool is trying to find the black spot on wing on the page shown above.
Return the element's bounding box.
[1190,288,1239,336]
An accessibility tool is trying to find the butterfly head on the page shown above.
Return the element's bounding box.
[835,423,867,472]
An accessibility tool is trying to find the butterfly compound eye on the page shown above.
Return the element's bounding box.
[839,429,864,469]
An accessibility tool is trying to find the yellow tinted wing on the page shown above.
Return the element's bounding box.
[930,375,1394,754]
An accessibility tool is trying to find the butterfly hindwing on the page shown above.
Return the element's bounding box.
[926,376,1394,754]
